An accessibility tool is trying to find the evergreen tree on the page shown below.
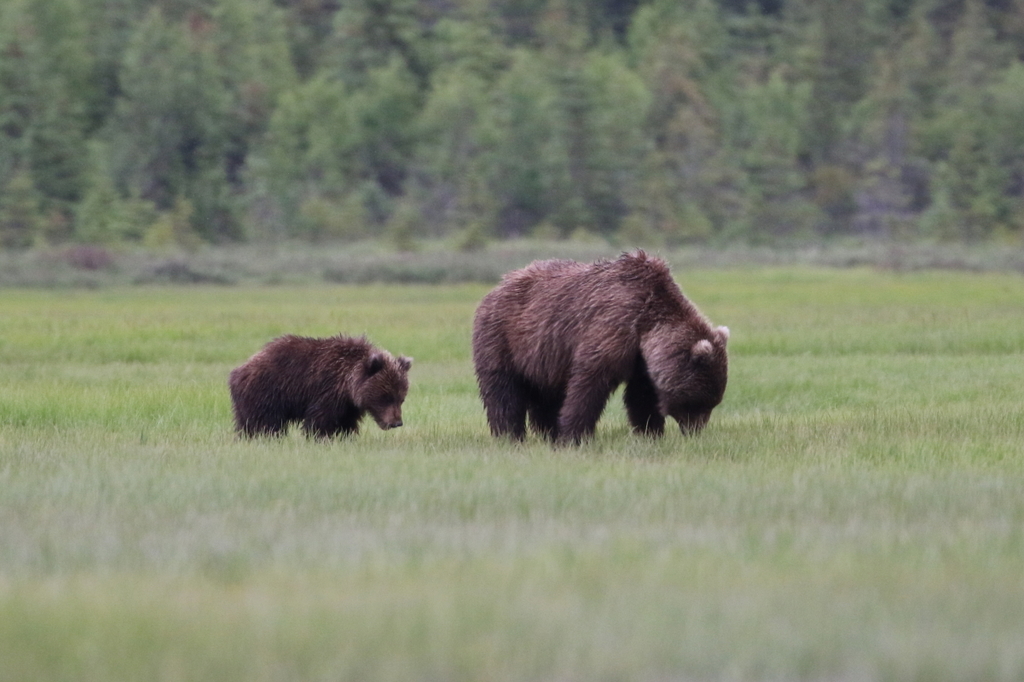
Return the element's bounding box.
[275,0,343,78]
[629,0,736,242]
[329,0,434,90]
[0,170,42,249]
[805,1,870,165]
[106,7,239,241]
[0,0,91,239]
[916,0,1016,239]
[255,74,355,239]
[76,141,158,244]
[412,68,495,237]
[480,49,563,236]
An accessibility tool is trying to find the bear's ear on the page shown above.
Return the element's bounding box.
[365,353,386,376]
[692,339,714,360]
[397,355,413,372]
[715,325,730,345]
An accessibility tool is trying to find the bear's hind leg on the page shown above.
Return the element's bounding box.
[478,370,529,440]
[624,363,665,437]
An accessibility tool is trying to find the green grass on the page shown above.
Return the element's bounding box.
[1,267,1023,681]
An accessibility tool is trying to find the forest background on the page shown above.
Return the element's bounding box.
[2,0,1024,252]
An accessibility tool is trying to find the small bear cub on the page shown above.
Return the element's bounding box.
[229,334,412,439]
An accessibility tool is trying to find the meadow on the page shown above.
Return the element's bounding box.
[1,266,1023,681]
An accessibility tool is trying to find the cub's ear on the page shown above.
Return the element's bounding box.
[365,353,386,376]
[715,325,730,345]
[692,339,714,361]
[397,355,413,372]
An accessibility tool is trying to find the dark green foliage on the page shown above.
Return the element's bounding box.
[105,8,238,241]
[0,0,1023,248]
[0,171,42,249]
[0,0,91,242]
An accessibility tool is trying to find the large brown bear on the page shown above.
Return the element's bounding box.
[472,251,728,444]
[229,334,412,439]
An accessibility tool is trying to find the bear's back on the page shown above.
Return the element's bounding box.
[488,251,683,327]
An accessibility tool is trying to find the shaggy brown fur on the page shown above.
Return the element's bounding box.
[228,334,411,439]
[472,251,728,444]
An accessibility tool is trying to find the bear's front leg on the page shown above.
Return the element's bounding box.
[557,373,618,445]
[624,367,665,437]
[302,400,356,439]
[234,404,287,437]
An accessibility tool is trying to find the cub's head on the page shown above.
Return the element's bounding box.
[640,324,729,434]
[356,351,412,430]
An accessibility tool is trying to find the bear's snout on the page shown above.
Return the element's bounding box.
[676,410,711,435]
[379,415,403,429]
[372,404,405,430]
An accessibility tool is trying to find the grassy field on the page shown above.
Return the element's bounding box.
[1,267,1023,681]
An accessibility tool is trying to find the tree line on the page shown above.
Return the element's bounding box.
[1,0,1023,250]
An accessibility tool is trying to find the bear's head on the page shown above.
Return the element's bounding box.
[357,352,412,430]
[640,323,729,434]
